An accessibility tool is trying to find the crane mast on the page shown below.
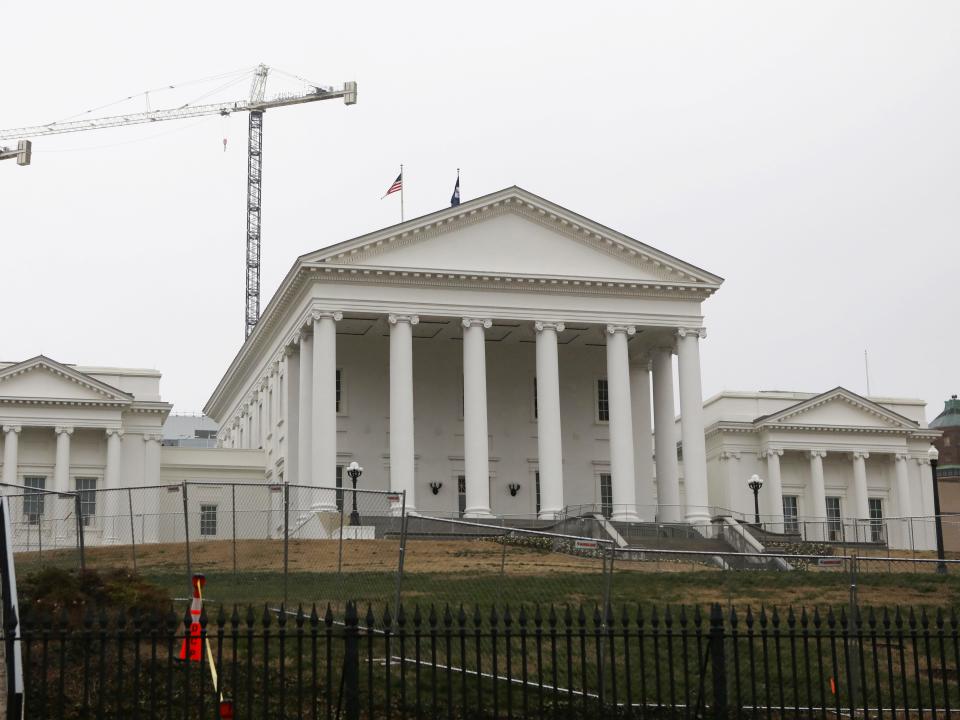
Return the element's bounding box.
[0,65,358,339]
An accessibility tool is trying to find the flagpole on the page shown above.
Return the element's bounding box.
[400,163,405,223]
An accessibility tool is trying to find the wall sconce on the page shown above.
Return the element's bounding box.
[429,482,443,495]
[508,483,521,497]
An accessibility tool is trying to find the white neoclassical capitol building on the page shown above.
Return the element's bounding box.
[0,187,940,549]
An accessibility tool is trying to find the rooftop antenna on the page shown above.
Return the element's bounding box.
[864,349,871,397]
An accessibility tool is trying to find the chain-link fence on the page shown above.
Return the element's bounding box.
[1,482,85,573]
[8,481,960,631]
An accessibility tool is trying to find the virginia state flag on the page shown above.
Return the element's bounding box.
[450,174,460,207]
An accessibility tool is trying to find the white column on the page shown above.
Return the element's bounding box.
[651,346,681,522]
[2,425,20,486]
[807,450,827,541]
[917,458,937,551]
[894,453,912,549]
[676,327,710,525]
[104,429,123,542]
[605,324,639,522]
[312,311,342,489]
[629,357,655,520]
[54,426,73,494]
[142,434,162,543]
[389,314,419,512]
[851,450,870,543]
[718,451,743,514]
[851,451,870,519]
[763,448,784,530]
[462,317,493,517]
[535,321,565,519]
[297,331,313,488]
[284,345,300,485]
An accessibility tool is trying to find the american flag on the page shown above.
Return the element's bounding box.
[383,172,403,197]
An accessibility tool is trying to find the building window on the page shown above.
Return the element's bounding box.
[599,473,613,519]
[535,471,541,515]
[458,475,466,518]
[782,495,799,534]
[336,464,344,511]
[596,379,609,423]
[868,498,884,544]
[533,377,538,420]
[200,504,218,536]
[336,369,343,413]
[75,477,97,526]
[825,497,842,542]
[23,476,46,524]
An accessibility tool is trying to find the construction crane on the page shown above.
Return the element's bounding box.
[0,65,358,338]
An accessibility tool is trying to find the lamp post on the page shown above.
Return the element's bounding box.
[347,461,363,526]
[748,474,764,526]
[929,445,947,574]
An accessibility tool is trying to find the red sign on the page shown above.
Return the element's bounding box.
[575,540,598,550]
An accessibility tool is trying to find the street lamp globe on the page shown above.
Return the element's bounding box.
[748,474,763,491]
[928,445,940,462]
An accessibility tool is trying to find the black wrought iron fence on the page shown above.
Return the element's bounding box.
[6,599,960,719]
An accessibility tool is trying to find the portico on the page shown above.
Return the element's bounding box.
[702,387,940,549]
[205,187,724,523]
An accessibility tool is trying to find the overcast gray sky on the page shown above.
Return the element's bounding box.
[2,2,957,421]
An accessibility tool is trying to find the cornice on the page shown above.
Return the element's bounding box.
[305,263,717,299]
[0,396,130,408]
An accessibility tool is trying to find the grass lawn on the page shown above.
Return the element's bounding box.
[18,537,960,614]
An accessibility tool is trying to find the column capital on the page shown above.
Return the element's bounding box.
[807,449,827,459]
[270,360,280,375]
[719,450,741,461]
[534,320,565,333]
[2,425,21,435]
[105,428,124,439]
[55,426,74,436]
[605,324,636,337]
[259,377,270,391]
[762,448,784,458]
[143,433,163,443]
[388,313,420,326]
[462,317,492,329]
[311,310,343,323]
[852,451,870,461]
[676,326,707,340]
[895,452,910,463]
[916,456,931,466]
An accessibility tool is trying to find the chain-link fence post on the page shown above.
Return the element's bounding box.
[73,493,86,573]
[231,484,237,577]
[337,497,345,575]
[283,481,290,606]
[182,480,192,582]
[127,489,137,572]
[847,552,859,712]
[392,490,407,628]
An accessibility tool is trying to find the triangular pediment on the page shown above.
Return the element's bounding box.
[755,387,918,431]
[302,187,723,287]
[0,356,133,404]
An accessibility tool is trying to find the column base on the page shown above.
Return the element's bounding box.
[537,508,562,520]
[463,507,494,519]
[610,510,641,523]
[684,511,712,527]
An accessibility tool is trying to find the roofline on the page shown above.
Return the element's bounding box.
[302,185,725,285]
[0,355,136,401]
[753,386,920,428]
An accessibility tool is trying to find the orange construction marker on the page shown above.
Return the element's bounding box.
[178,574,206,662]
